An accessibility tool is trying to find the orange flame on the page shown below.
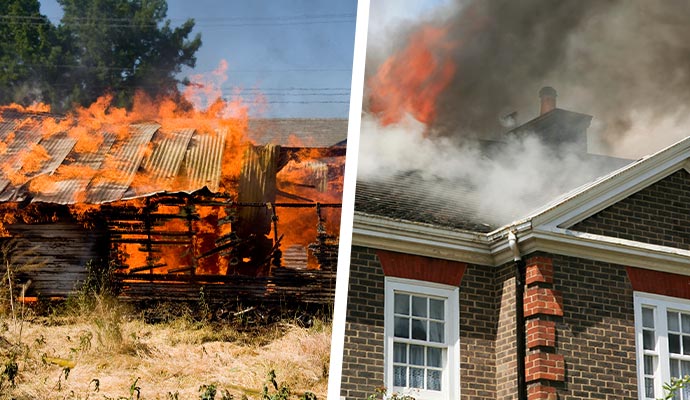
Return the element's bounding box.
[0,59,344,274]
[368,26,456,125]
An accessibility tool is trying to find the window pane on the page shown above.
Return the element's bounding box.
[429,321,445,343]
[410,368,424,388]
[410,345,424,366]
[395,317,409,338]
[643,330,655,350]
[412,296,427,317]
[427,370,442,391]
[393,366,407,387]
[682,360,690,378]
[412,319,427,340]
[671,359,680,379]
[430,298,444,320]
[644,355,654,375]
[427,347,442,368]
[394,342,407,363]
[669,311,680,332]
[645,377,654,398]
[683,314,690,334]
[670,333,682,354]
[684,336,690,356]
[643,307,655,328]
[394,294,409,315]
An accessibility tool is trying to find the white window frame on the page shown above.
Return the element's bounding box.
[384,277,460,400]
[634,292,690,400]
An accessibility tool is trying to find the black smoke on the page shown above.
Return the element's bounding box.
[368,0,690,156]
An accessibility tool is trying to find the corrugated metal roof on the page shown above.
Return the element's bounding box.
[33,133,117,204]
[0,133,78,202]
[0,116,49,195]
[183,130,226,193]
[143,128,195,181]
[125,127,195,198]
[86,123,159,203]
[0,120,18,142]
[0,111,346,204]
[38,134,78,175]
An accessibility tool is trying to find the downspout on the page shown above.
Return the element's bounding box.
[508,230,528,400]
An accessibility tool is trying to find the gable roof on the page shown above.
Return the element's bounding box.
[512,134,690,230]
[354,133,690,275]
[354,150,630,233]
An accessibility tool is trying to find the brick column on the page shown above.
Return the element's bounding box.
[523,256,564,399]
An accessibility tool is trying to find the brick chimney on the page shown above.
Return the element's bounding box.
[539,86,557,115]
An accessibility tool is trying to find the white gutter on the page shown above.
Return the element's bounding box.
[352,212,494,265]
[353,211,690,276]
[529,226,690,275]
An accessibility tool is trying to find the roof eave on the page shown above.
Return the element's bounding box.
[352,211,494,266]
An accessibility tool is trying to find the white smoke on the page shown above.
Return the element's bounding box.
[359,113,623,226]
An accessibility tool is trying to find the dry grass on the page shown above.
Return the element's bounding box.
[0,303,331,399]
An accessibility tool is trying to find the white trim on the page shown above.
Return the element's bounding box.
[634,292,690,400]
[355,211,690,277]
[384,277,460,400]
[353,213,493,265]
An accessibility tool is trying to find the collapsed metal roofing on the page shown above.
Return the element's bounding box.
[0,111,346,204]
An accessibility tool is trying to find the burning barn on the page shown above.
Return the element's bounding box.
[0,104,345,305]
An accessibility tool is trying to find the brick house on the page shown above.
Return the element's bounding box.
[340,97,690,398]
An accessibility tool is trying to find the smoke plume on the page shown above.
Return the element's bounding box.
[360,0,690,225]
[359,115,622,226]
[366,0,690,157]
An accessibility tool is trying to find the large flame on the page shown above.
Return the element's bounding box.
[368,26,456,126]
[0,60,344,275]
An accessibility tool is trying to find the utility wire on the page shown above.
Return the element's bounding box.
[0,13,355,22]
[5,63,351,73]
[0,13,355,28]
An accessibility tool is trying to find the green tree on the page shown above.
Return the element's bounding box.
[57,0,202,110]
[0,0,66,105]
[0,0,201,111]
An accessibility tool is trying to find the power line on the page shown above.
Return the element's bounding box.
[0,13,355,22]
[0,13,355,28]
[226,87,351,91]
[6,63,351,74]
[240,100,349,104]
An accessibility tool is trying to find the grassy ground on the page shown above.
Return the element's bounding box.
[0,299,331,400]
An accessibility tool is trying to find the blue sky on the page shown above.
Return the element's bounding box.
[39,0,358,118]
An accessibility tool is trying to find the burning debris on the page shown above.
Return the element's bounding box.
[0,90,344,304]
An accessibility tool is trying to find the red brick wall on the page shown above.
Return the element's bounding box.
[341,248,641,399]
[340,246,506,399]
[495,263,518,399]
[340,246,385,400]
[459,263,504,399]
[552,254,638,399]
